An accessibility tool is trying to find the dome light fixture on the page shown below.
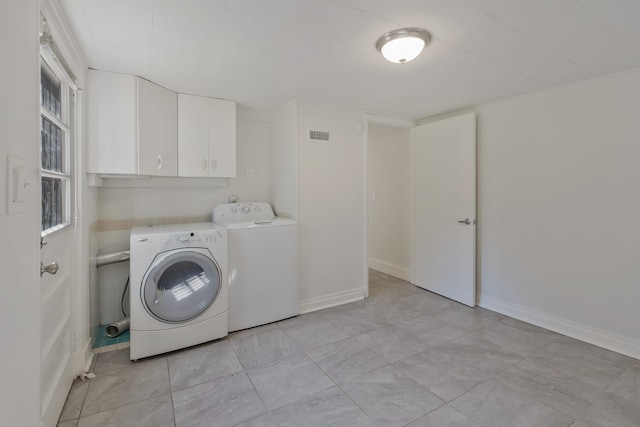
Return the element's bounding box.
[376,28,431,64]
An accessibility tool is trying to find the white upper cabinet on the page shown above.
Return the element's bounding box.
[177,94,209,177]
[137,78,178,176]
[87,69,177,176]
[208,97,236,177]
[178,94,236,177]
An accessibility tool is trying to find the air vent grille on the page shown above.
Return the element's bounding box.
[307,129,331,143]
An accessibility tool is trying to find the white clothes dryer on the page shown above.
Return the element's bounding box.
[213,202,298,332]
[129,223,228,360]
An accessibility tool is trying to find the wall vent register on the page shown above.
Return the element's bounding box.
[307,129,331,143]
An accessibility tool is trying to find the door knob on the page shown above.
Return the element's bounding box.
[457,218,472,225]
[40,261,59,276]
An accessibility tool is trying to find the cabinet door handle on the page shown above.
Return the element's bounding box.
[157,154,163,169]
[210,158,217,171]
[201,158,207,170]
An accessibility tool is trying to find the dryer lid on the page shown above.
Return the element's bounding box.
[142,250,221,323]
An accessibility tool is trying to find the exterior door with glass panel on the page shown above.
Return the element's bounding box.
[142,250,221,323]
[39,57,77,427]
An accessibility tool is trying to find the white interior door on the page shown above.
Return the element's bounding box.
[40,226,76,427]
[413,113,476,306]
[40,54,77,427]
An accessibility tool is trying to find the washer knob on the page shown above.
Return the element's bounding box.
[255,206,261,212]
[242,206,250,214]
[215,230,223,238]
[231,207,237,213]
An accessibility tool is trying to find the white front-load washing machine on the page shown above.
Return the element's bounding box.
[129,222,228,360]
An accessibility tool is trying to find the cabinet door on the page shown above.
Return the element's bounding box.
[87,70,137,174]
[137,78,177,176]
[209,98,236,177]
[178,94,209,177]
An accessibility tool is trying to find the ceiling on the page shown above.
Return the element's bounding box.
[59,0,640,121]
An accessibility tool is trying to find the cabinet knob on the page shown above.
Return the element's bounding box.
[157,154,163,169]
[210,158,217,171]
[202,158,207,170]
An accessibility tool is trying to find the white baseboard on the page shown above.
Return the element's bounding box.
[479,295,640,360]
[299,287,365,314]
[368,258,410,281]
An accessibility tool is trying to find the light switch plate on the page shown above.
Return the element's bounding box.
[7,155,28,214]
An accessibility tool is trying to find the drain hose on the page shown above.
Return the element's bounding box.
[105,316,130,338]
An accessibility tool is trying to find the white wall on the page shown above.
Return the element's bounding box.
[297,101,367,312]
[0,0,41,425]
[367,123,411,280]
[95,114,272,323]
[271,100,298,218]
[463,68,640,358]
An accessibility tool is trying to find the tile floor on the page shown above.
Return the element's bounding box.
[58,270,640,427]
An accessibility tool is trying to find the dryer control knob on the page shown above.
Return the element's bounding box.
[255,206,261,212]
[178,235,189,243]
[215,230,223,238]
[231,207,237,213]
[242,206,250,214]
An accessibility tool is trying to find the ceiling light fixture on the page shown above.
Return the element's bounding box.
[376,28,431,64]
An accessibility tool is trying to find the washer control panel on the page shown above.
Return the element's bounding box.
[213,202,275,224]
[173,230,223,246]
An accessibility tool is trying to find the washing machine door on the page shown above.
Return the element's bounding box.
[142,249,221,323]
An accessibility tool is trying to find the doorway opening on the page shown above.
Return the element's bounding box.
[365,120,413,296]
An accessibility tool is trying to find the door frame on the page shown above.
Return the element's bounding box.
[73,88,95,373]
[363,114,417,297]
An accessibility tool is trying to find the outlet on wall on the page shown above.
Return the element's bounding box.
[246,169,254,180]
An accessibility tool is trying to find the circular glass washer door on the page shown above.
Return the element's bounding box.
[142,249,221,323]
